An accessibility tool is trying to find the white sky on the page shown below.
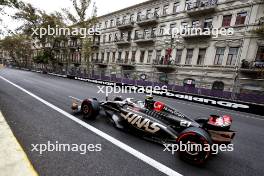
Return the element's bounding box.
[0,0,146,37]
[23,0,146,16]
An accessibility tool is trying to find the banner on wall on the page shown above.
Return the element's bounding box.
[75,77,264,116]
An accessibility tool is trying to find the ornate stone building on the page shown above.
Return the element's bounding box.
[88,0,264,94]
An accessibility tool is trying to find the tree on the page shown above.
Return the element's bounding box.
[0,0,21,11]
[254,16,264,37]
[0,0,22,21]
[2,0,98,72]
[0,0,22,35]
[62,0,98,73]
[62,0,96,26]
[0,34,31,67]
[13,2,67,68]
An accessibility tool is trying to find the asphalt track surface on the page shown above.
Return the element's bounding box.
[0,68,263,176]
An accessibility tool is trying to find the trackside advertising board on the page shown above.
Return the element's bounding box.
[74,77,264,116]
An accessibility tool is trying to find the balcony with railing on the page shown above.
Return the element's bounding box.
[44,42,52,48]
[117,59,136,67]
[134,33,156,44]
[93,59,108,66]
[54,54,67,64]
[53,43,61,50]
[115,37,131,46]
[186,0,217,16]
[54,41,67,50]
[91,42,100,49]
[68,40,82,49]
[116,20,134,30]
[240,60,264,78]
[153,58,177,71]
[137,13,159,26]
[92,59,98,63]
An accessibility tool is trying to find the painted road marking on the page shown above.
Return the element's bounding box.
[69,96,83,102]
[0,76,183,176]
[0,111,38,176]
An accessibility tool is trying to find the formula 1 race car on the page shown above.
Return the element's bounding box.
[70,95,236,164]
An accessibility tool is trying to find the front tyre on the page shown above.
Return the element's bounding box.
[81,99,99,120]
[177,127,212,165]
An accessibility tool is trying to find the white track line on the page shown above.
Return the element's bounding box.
[0,76,182,176]
[69,96,83,102]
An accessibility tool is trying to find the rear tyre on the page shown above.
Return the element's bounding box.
[177,127,212,165]
[81,99,99,120]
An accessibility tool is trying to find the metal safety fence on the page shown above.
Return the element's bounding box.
[12,64,264,105]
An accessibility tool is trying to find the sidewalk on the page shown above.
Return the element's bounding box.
[0,111,38,176]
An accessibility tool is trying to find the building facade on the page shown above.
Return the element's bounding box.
[88,0,264,94]
[31,36,84,74]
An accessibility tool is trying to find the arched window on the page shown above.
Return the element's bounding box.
[212,81,224,91]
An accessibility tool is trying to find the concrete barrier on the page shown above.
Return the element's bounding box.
[0,111,38,176]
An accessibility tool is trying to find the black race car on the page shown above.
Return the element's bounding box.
[70,95,235,164]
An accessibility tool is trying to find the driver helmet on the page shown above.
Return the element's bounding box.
[145,94,154,109]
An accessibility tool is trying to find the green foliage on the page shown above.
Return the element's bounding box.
[62,0,91,25]
[83,38,92,64]
[61,0,98,70]
[0,34,31,65]
[0,0,21,8]
[252,14,264,36]
[254,24,264,36]
[33,52,49,64]
[2,0,98,69]
[0,0,22,23]
[12,2,67,65]
[13,3,65,39]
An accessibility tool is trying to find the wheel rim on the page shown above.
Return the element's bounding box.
[178,133,210,164]
[83,105,90,114]
[185,141,199,156]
